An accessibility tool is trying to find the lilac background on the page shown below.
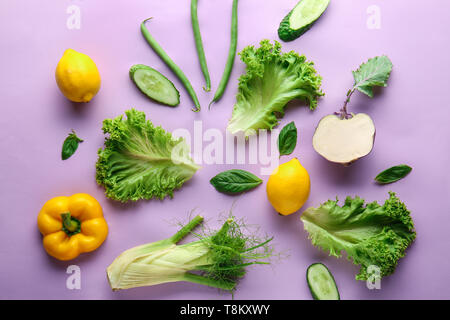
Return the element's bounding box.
[1,0,449,300]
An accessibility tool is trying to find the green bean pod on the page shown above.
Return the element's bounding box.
[141,18,201,112]
[209,0,238,108]
[191,0,211,92]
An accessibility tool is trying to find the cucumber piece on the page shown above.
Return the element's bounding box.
[278,0,330,42]
[306,263,340,300]
[130,64,180,107]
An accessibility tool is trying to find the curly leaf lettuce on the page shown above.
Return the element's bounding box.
[227,40,324,136]
[301,192,416,280]
[96,109,199,202]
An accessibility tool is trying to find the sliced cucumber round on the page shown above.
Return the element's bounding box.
[130,64,180,107]
[278,0,330,42]
[306,263,340,300]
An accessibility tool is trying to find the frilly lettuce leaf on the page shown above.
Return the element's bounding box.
[227,40,324,136]
[301,192,416,280]
[96,109,199,202]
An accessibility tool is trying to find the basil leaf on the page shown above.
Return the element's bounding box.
[210,169,263,194]
[375,165,412,184]
[62,130,83,160]
[278,121,297,156]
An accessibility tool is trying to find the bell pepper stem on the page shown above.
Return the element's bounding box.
[61,212,81,236]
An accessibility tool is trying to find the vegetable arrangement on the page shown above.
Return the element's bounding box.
[40,1,418,300]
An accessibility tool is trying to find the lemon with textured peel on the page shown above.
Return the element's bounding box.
[55,49,101,102]
[266,158,310,215]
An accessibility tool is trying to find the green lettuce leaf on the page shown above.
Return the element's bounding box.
[96,109,200,202]
[227,40,324,136]
[301,192,416,280]
[352,55,393,98]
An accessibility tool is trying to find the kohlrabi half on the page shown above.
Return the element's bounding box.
[312,56,393,165]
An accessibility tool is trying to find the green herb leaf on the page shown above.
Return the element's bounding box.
[210,169,263,194]
[278,121,297,156]
[352,55,393,98]
[61,130,83,160]
[375,165,412,184]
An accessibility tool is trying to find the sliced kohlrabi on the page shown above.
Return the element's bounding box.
[312,56,392,166]
[312,113,376,165]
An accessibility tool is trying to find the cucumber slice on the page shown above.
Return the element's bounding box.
[306,263,340,300]
[130,64,180,107]
[278,0,330,42]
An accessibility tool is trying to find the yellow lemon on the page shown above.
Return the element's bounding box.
[266,158,310,215]
[55,49,101,102]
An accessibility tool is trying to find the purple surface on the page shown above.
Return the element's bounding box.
[1,0,449,300]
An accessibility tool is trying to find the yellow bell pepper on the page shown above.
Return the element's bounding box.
[37,193,108,261]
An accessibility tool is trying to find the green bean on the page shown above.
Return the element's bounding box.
[141,18,201,112]
[209,0,238,109]
[191,0,211,92]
